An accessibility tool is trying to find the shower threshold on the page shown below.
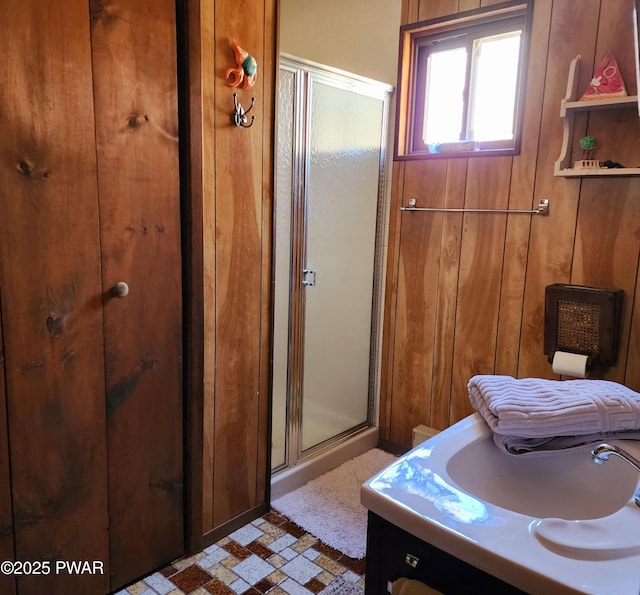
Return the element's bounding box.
[270,425,379,500]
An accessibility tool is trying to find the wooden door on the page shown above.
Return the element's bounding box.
[0,3,111,594]
[0,1,183,593]
[90,0,184,588]
[0,310,15,595]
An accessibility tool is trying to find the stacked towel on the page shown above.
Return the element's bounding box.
[468,375,640,455]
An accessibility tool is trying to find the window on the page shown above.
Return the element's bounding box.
[395,1,533,160]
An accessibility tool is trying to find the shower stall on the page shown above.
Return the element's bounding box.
[271,55,392,493]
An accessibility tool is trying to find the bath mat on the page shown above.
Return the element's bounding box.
[271,448,396,559]
[320,577,364,595]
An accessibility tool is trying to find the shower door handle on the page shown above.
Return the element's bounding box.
[302,269,316,286]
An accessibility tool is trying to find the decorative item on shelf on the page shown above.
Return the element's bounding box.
[225,39,258,89]
[231,93,255,128]
[574,159,601,169]
[574,135,600,169]
[580,51,628,100]
[580,135,597,159]
[602,160,625,168]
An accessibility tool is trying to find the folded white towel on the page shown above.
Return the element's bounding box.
[493,430,640,455]
[468,375,640,438]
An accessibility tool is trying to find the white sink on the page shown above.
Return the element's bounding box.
[447,429,638,520]
[532,505,640,559]
[361,413,640,595]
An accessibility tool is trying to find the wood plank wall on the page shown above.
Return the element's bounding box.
[185,0,276,545]
[90,0,184,585]
[3,1,184,589]
[0,312,15,595]
[0,3,111,592]
[380,0,640,448]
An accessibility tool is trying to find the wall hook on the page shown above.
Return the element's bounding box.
[232,93,255,128]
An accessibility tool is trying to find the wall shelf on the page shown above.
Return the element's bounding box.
[562,95,639,114]
[556,166,640,177]
[555,55,640,177]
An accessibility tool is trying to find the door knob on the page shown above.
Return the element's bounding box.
[111,281,129,298]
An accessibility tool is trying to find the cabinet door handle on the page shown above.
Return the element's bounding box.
[405,553,419,568]
[111,281,130,298]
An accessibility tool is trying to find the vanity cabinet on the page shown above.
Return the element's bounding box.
[365,512,525,595]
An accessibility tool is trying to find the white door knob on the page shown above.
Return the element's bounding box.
[112,281,129,298]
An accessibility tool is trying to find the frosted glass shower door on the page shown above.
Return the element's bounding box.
[272,56,391,472]
[300,75,386,451]
[271,67,296,470]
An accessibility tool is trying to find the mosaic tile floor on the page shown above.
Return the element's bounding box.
[115,510,365,595]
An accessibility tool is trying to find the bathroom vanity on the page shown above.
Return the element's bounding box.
[365,511,523,594]
[361,414,640,594]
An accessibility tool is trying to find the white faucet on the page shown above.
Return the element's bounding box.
[591,443,640,507]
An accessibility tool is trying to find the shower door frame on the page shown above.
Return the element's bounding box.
[273,54,393,474]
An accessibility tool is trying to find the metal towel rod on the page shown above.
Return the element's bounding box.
[401,198,549,216]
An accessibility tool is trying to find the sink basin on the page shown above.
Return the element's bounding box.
[362,413,640,594]
[446,431,639,519]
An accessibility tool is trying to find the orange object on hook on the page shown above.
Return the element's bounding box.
[225,39,258,89]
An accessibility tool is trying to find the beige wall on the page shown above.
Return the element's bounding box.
[279,0,402,85]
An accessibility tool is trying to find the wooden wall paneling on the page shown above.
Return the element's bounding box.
[200,0,217,538]
[401,0,420,26]
[213,0,266,527]
[379,161,406,441]
[570,178,640,385]
[448,158,512,424]
[581,0,640,170]
[389,161,447,446]
[592,0,638,95]
[517,0,601,379]
[0,306,15,595]
[495,0,553,377]
[568,3,640,385]
[257,0,277,508]
[494,199,532,379]
[418,0,459,22]
[460,0,481,12]
[177,0,208,553]
[90,0,184,587]
[385,0,640,445]
[583,104,640,169]
[594,4,640,392]
[626,263,640,389]
[0,2,110,593]
[430,159,467,430]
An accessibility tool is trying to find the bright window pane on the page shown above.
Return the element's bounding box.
[469,32,522,141]
[423,47,467,144]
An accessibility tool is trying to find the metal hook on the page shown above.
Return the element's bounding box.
[232,93,255,128]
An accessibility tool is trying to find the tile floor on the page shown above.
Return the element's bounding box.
[115,510,365,595]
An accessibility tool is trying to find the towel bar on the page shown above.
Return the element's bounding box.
[401,198,549,215]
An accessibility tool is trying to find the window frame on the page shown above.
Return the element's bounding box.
[395,0,533,161]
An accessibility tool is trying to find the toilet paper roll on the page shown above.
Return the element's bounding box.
[552,351,590,378]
